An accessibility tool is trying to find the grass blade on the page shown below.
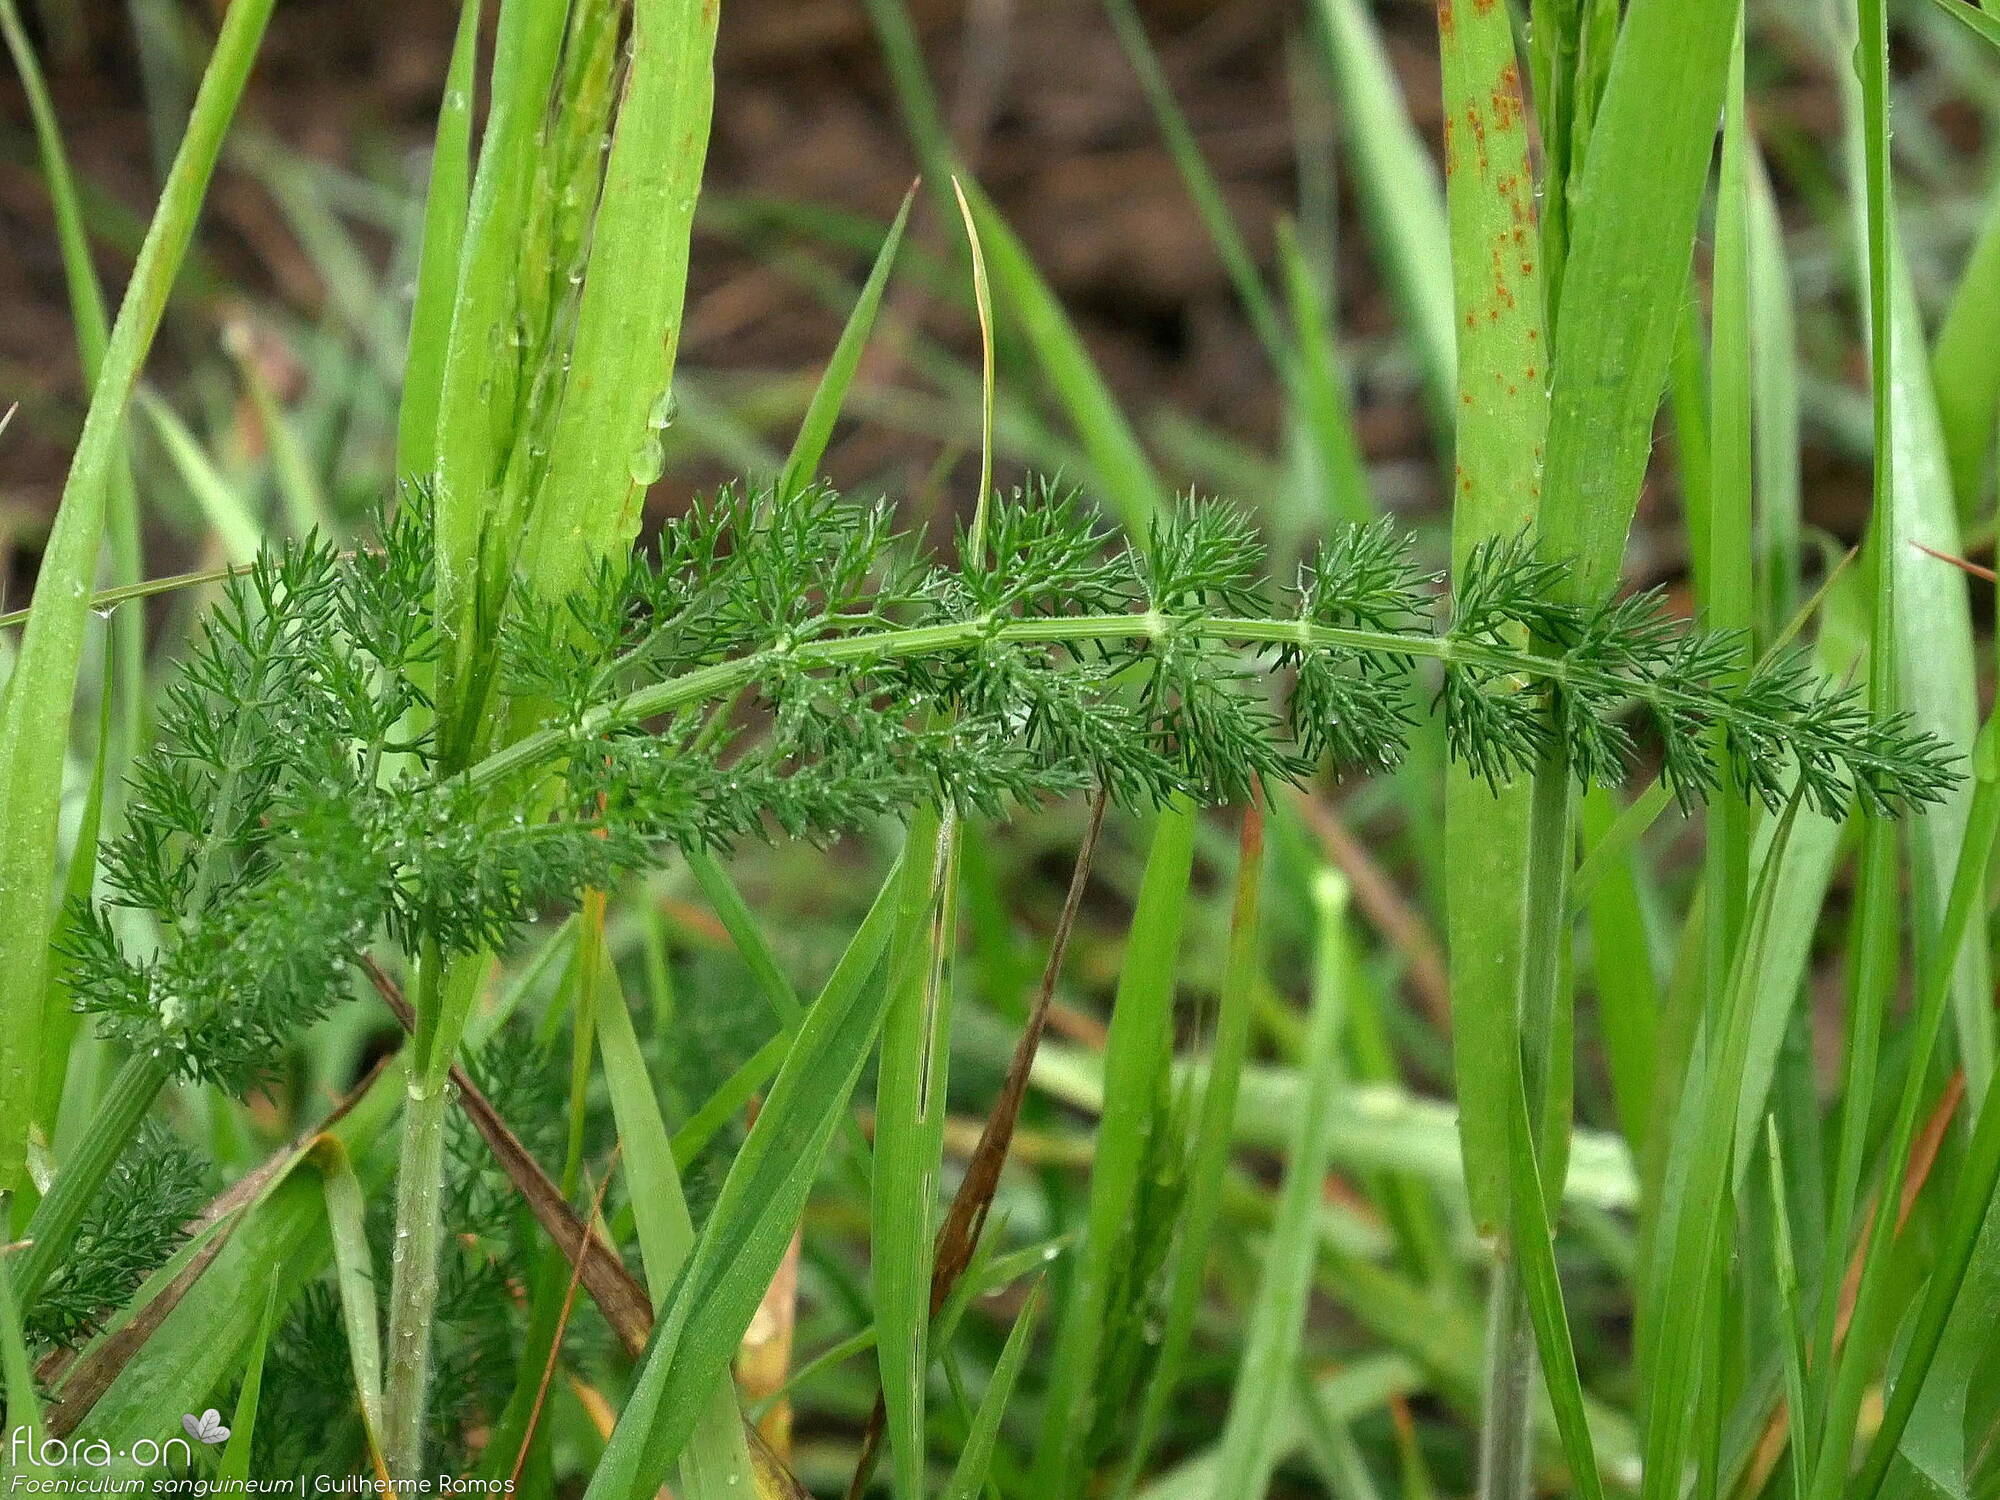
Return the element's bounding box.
[1205,871,1352,1498]
[870,807,957,1500]
[214,1278,279,1486]
[1503,1052,1606,1500]
[0,0,145,767]
[1307,0,1456,428]
[1434,0,1551,1241]
[1032,802,1196,1498]
[1746,146,1803,640]
[310,1136,386,1448]
[0,1237,45,1455]
[1762,1120,1812,1500]
[941,1279,1044,1500]
[778,185,918,503]
[1536,0,1738,596]
[0,0,279,1194]
[425,0,569,742]
[582,852,903,1497]
[861,0,1168,534]
[1115,804,1265,1494]
[395,0,479,481]
[594,939,701,1306]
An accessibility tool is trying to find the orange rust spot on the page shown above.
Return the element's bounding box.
[1520,260,1535,276]
[1439,0,1454,36]
[1525,365,1538,380]
[1473,0,1497,11]
[1526,328,1540,342]
[1464,104,1490,173]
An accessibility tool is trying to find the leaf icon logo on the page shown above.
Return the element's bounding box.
[181,1410,231,1445]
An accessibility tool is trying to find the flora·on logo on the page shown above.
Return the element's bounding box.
[180,1410,230,1446]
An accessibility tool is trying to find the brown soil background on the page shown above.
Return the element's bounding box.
[0,0,1990,599]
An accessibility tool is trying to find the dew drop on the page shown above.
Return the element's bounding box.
[628,434,666,489]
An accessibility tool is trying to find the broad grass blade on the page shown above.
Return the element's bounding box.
[522,0,722,593]
[1434,0,1550,1239]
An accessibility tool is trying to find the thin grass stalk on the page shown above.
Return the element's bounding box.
[0,0,279,1197]
[0,0,146,778]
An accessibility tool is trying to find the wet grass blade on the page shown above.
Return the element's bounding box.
[0,0,278,1195]
[523,0,721,593]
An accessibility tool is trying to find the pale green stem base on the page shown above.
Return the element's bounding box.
[381,1074,453,1478]
[1477,1251,1536,1500]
